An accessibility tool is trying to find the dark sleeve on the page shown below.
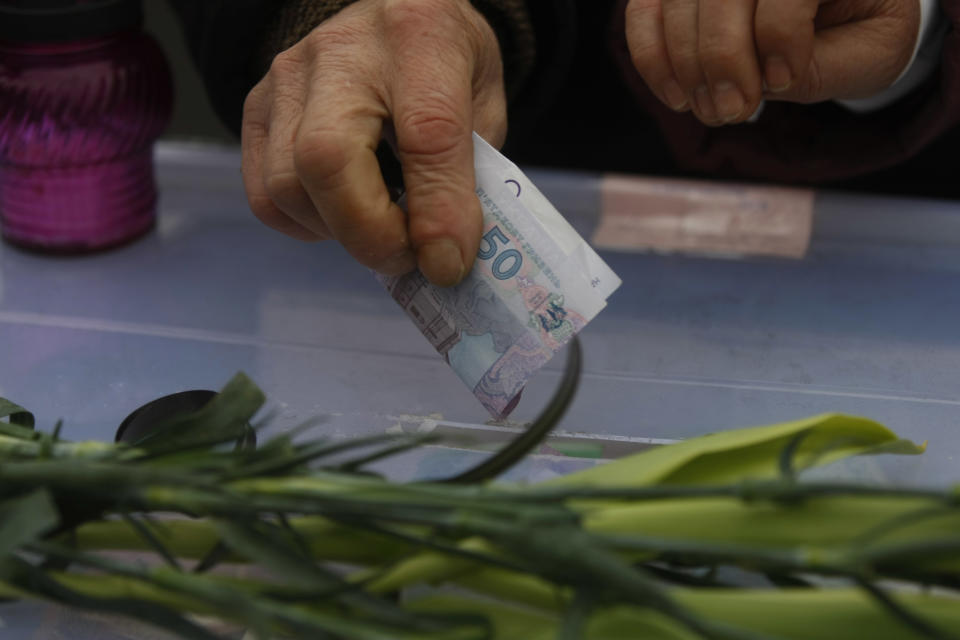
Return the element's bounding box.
[165,0,286,135]
[168,0,572,141]
[607,0,960,187]
[501,0,577,154]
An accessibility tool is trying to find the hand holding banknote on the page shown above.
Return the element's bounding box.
[240,0,506,286]
[381,135,621,418]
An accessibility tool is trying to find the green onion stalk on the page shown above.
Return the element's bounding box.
[1,367,959,640]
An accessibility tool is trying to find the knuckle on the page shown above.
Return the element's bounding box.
[293,128,352,187]
[303,21,366,58]
[267,49,303,78]
[397,105,466,158]
[242,83,268,124]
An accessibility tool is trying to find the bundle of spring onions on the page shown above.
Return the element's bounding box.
[1,368,959,639]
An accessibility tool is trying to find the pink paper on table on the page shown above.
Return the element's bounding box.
[596,175,815,259]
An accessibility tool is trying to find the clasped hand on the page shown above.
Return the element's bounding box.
[625,0,920,124]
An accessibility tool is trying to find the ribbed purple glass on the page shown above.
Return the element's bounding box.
[0,30,172,252]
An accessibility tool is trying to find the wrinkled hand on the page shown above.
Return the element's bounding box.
[625,0,921,125]
[242,0,506,286]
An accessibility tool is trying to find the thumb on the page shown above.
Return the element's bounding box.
[769,13,919,103]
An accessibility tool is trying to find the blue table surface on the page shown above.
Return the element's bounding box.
[2,142,959,634]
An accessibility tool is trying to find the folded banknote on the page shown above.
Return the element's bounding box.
[379,134,621,418]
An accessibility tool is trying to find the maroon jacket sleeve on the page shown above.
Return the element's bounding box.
[608,0,960,185]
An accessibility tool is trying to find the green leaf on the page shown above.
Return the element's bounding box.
[582,495,960,561]
[445,565,960,638]
[133,373,265,455]
[559,591,594,640]
[337,434,441,473]
[2,555,222,640]
[0,490,59,559]
[121,513,183,571]
[0,398,35,440]
[71,515,410,565]
[34,541,479,640]
[672,587,960,640]
[214,519,445,633]
[408,594,702,640]
[409,594,559,640]
[220,432,413,480]
[433,572,960,639]
[0,398,34,428]
[214,519,342,592]
[545,414,924,489]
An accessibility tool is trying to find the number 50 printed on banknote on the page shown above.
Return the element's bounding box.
[379,134,621,418]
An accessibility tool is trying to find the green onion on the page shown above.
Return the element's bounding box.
[2,371,957,640]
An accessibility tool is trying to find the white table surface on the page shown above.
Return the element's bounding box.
[2,143,959,479]
[3,142,960,635]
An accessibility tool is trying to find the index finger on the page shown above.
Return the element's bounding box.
[294,72,416,276]
[389,16,484,287]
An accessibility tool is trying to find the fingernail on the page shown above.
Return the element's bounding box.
[662,78,688,111]
[419,239,465,287]
[693,85,717,123]
[713,82,745,123]
[764,56,792,93]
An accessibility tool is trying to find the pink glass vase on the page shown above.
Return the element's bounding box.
[0,0,172,252]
